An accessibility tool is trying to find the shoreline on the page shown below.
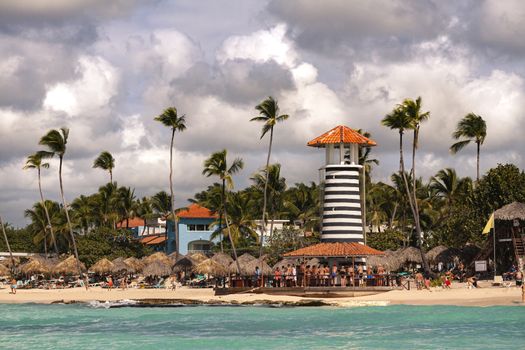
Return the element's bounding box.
[1,284,524,307]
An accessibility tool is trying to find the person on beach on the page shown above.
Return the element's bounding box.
[107,275,113,291]
[415,271,424,290]
[121,276,127,290]
[305,265,311,287]
[377,264,385,286]
[312,265,318,286]
[347,265,355,287]
[331,263,338,287]
[299,262,305,287]
[10,278,17,294]
[274,267,281,287]
[340,265,347,287]
[515,270,523,287]
[357,265,364,287]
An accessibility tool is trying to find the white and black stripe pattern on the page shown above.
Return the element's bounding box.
[321,164,363,243]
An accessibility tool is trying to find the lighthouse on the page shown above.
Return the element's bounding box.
[307,125,377,243]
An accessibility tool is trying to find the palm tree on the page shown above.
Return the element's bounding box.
[93,151,115,183]
[154,107,187,257]
[0,214,16,272]
[450,113,487,182]
[118,186,136,229]
[202,150,244,273]
[382,105,430,272]
[23,153,59,255]
[251,96,289,258]
[39,128,84,283]
[430,168,472,214]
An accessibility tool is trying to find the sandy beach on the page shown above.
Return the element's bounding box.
[1,283,523,307]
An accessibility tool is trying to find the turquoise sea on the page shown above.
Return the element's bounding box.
[0,303,523,349]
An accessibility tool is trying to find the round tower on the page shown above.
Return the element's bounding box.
[307,125,377,243]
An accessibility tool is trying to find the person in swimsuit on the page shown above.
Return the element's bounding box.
[274,267,282,287]
[331,263,338,287]
[10,278,17,294]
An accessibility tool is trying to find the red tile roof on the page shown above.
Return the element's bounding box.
[139,235,167,245]
[117,217,144,228]
[177,203,217,219]
[307,125,377,147]
[283,242,384,257]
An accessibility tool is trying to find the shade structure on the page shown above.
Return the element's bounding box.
[494,202,525,221]
[244,259,272,276]
[188,252,208,264]
[111,257,132,273]
[273,258,301,270]
[20,259,50,274]
[396,247,423,264]
[124,257,144,273]
[142,252,171,266]
[425,245,448,263]
[283,242,383,258]
[53,256,86,275]
[90,258,115,274]
[0,264,10,275]
[1,257,19,267]
[366,252,402,272]
[211,252,233,267]
[194,259,228,276]
[173,255,195,272]
[142,260,172,277]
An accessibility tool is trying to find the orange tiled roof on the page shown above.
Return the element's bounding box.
[307,125,377,147]
[139,235,167,245]
[177,203,217,219]
[117,217,144,228]
[283,242,383,257]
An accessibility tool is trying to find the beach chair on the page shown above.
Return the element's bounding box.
[153,278,165,289]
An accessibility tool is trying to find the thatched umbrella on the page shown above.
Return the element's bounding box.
[1,257,19,268]
[494,202,525,220]
[111,257,132,274]
[53,256,86,275]
[244,258,272,275]
[426,245,448,264]
[397,247,423,265]
[142,252,171,266]
[20,259,50,274]
[273,258,300,269]
[189,252,208,264]
[124,257,144,273]
[142,260,172,277]
[173,255,195,272]
[237,253,256,264]
[211,252,233,267]
[90,258,114,274]
[435,247,462,265]
[0,264,10,276]
[194,258,228,276]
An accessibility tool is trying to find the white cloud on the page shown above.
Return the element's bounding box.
[121,115,147,150]
[43,56,119,116]
[217,24,298,68]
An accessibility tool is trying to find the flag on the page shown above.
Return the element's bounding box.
[482,213,494,234]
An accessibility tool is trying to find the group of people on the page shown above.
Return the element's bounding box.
[271,262,388,288]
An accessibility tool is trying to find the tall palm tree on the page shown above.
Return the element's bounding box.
[154,107,187,258]
[39,128,84,283]
[202,149,244,273]
[0,214,16,272]
[402,97,430,271]
[93,151,115,183]
[382,105,430,273]
[450,113,487,182]
[430,168,472,214]
[251,96,289,258]
[23,153,59,255]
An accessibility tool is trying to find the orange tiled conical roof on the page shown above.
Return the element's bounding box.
[283,242,383,257]
[307,125,377,147]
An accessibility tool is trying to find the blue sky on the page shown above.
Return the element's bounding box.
[1,0,524,226]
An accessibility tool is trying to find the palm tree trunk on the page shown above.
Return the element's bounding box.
[476,141,480,182]
[37,168,59,255]
[411,128,430,273]
[258,127,273,259]
[219,180,226,253]
[169,128,179,258]
[58,156,85,287]
[0,214,16,273]
[109,169,113,184]
[224,205,241,274]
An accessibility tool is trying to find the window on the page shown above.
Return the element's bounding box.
[187,224,209,231]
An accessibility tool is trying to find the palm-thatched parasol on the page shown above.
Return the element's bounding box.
[90,258,115,274]
[173,255,195,272]
[142,260,172,277]
[53,256,86,275]
[211,252,233,267]
[397,247,423,265]
[494,202,525,221]
[142,252,171,266]
[460,244,480,264]
[194,258,228,276]
[0,264,10,276]
[244,258,272,275]
[1,257,19,268]
[426,245,448,264]
[188,252,208,264]
[228,253,257,274]
[435,247,462,265]
[20,259,50,274]
[124,257,144,273]
[111,257,132,273]
[237,253,256,264]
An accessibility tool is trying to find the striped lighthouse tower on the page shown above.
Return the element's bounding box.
[307,125,377,243]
